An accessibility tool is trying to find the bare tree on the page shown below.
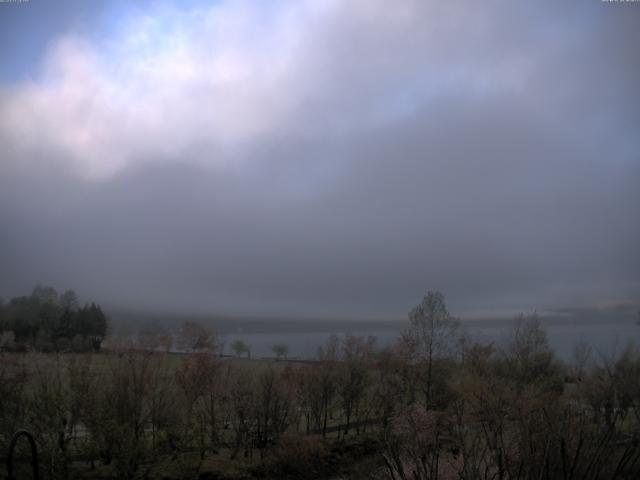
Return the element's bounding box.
[252,366,296,458]
[372,346,406,430]
[402,291,460,409]
[176,320,217,353]
[231,338,251,358]
[337,334,375,435]
[175,352,223,457]
[0,354,29,463]
[572,339,593,381]
[502,313,562,392]
[228,368,256,459]
[30,355,74,479]
[382,406,447,480]
[271,343,289,361]
[315,335,339,438]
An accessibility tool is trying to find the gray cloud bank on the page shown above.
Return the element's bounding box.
[0,0,638,318]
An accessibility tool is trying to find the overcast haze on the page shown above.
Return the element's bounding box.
[1,0,638,319]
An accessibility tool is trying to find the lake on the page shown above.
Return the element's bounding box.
[218,320,640,362]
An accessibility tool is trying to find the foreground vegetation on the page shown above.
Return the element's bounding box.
[1,291,639,479]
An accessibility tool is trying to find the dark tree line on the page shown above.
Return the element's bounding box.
[0,285,108,352]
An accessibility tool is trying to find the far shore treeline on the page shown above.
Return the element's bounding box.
[0,285,108,352]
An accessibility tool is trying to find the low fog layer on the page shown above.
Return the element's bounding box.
[0,0,638,318]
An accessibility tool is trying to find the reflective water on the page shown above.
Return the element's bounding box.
[219,321,640,361]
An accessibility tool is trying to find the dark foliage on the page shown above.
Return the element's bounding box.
[0,285,108,352]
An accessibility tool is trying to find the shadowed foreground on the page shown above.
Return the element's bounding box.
[1,296,639,479]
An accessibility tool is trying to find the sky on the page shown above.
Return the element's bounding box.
[0,0,639,319]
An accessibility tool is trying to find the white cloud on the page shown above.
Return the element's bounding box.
[0,0,546,179]
[1,1,308,177]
